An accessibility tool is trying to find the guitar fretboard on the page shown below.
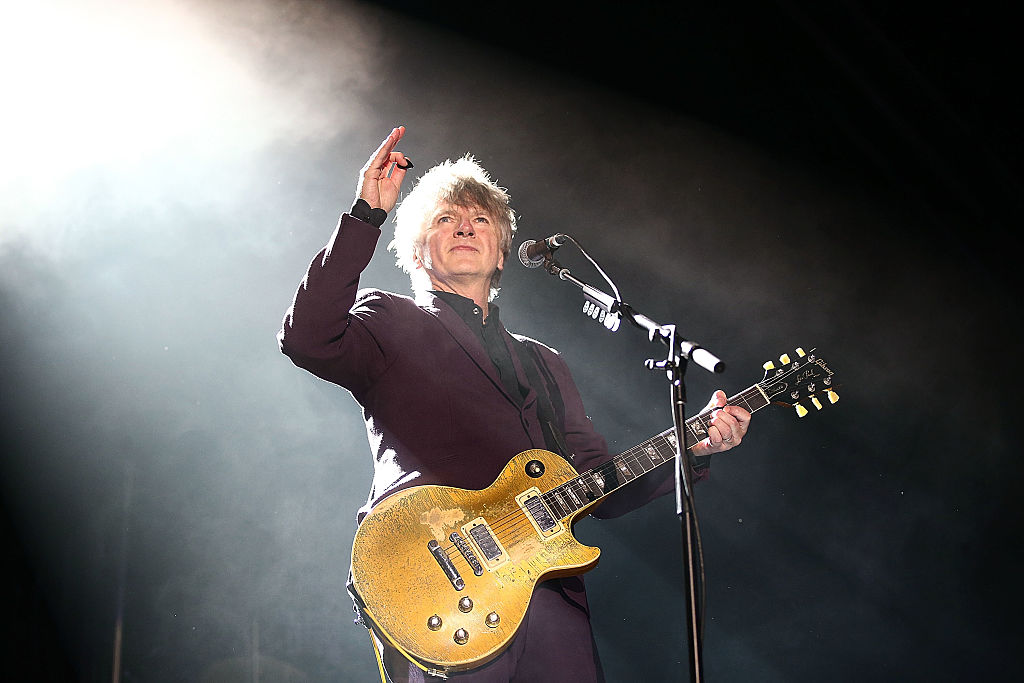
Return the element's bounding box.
[540,384,771,520]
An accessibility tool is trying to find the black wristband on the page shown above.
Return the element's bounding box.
[351,198,388,228]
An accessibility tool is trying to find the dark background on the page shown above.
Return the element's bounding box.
[2,0,1020,680]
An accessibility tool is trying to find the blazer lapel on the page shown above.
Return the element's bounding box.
[503,332,539,412]
[415,291,522,407]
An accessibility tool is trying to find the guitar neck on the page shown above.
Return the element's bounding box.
[539,384,771,520]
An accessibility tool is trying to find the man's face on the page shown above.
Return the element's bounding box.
[415,203,504,289]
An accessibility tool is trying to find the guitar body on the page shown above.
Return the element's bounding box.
[350,448,601,673]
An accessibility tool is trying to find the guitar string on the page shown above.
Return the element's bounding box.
[495,445,671,548]
[441,405,728,558]
[441,388,770,560]
[472,442,673,539]
[495,441,681,546]
[487,387,774,548]
[442,443,680,560]
[442,460,627,562]
[445,433,711,564]
[443,397,735,553]
[469,368,829,558]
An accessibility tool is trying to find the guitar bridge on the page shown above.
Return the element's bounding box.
[450,532,484,576]
[427,539,465,591]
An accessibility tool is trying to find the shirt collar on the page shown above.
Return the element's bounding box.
[431,290,500,326]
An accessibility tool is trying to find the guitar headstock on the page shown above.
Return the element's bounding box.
[758,347,838,418]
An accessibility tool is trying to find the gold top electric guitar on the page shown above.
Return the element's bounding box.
[349,347,837,675]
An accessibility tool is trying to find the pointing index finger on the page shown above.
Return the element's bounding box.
[365,126,406,174]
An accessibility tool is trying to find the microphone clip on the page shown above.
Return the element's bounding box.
[518,234,569,269]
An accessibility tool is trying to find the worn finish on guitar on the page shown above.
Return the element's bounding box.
[350,449,601,672]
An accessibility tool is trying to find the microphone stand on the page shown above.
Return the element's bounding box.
[538,255,722,683]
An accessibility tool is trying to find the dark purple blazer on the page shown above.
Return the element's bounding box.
[279,213,681,516]
[279,214,683,613]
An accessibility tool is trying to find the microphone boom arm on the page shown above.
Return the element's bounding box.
[540,258,725,374]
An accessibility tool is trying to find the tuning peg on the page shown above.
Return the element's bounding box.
[779,353,791,364]
[763,360,775,371]
[827,389,839,404]
[811,396,823,411]
[796,347,806,357]
[795,403,808,418]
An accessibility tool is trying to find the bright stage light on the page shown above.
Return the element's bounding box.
[0,1,241,182]
[0,0,367,241]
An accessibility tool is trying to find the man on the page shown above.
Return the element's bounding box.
[278,126,751,682]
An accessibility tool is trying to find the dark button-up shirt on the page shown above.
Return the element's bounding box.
[431,291,526,404]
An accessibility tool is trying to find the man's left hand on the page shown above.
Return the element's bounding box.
[690,390,751,456]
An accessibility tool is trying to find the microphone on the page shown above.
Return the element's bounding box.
[518,234,569,268]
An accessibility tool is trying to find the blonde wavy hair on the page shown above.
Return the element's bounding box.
[389,155,517,301]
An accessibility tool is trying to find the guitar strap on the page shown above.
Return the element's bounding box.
[511,339,574,464]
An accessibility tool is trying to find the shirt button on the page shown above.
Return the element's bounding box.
[473,307,480,315]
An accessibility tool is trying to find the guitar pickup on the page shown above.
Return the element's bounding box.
[462,518,509,571]
[516,487,565,540]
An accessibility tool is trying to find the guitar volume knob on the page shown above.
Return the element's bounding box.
[485,611,500,628]
[427,615,442,631]
[458,596,474,613]
[454,628,469,645]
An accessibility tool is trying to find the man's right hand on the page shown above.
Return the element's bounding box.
[356,126,411,212]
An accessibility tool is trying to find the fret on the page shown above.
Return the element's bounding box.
[614,456,638,480]
[578,479,599,502]
[650,438,674,464]
[637,444,658,470]
[563,481,584,506]
[548,490,563,515]
[571,477,596,503]
[565,485,583,508]
[736,387,769,413]
[687,415,709,442]
[599,460,624,491]
[659,432,675,454]
[564,488,580,512]
[601,457,633,491]
[583,473,604,499]
[545,491,568,519]
[556,489,573,514]
[733,389,752,412]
